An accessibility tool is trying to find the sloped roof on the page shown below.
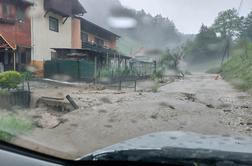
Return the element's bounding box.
[80,18,120,41]
[44,0,86,17]
[0,34,16,50]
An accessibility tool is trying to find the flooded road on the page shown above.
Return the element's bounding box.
[14,73,252,159]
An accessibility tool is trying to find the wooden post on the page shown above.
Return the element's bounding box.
[13,51,16,71]
[118,79,122,91]
[154,61,157,73]
[134,79,137,92]
[124,59,127,70]
[106,52,109,67]
[66,95,79,110]
[118,54,120,69]
[77,60,80,81]
[94,56,97,84]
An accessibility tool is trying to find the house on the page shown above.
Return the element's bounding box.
[30,0,86,74]
[45,18,132,81]
[52,18,131,71]
[0,0,33,71]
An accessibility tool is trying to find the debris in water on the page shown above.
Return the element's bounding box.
[223,110,232,113]
[100,97,112,104]
[36,113,63,129]
[66,95,79,110]
[206,104,215,109]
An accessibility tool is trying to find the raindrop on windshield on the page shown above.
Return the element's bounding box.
[108,16,137,29]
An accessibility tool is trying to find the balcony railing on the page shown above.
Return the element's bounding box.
[82,42,117,55]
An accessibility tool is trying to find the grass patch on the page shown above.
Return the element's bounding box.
[0,115,33,141]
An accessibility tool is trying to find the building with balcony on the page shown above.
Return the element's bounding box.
[0,0,32,71]
[53,18,131,70]
[30,0,86,75]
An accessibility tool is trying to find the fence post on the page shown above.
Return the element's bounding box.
[77,60,80,81]
[118,78,122,91]
[154,60,157,73]
[94,56,97,85]
[134,79,137,92]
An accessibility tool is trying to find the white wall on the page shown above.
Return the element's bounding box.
[31,0,72,61]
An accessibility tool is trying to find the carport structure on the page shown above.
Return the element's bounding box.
[0,34,16,71]
[51,47,131,73]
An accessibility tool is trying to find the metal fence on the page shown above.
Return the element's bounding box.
[0,80,31,109]
[44,59,156,85]
[0,90,31,109]
[129,60,156,77]
[44,59,95,82]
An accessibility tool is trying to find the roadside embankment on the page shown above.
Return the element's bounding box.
[221,43,252,92]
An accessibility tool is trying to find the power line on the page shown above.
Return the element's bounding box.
[238,0,244,14]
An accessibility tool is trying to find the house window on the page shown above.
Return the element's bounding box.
[2,3,10,18]
[49,16,59,32]
[95,37,104,47]
[81,32,88,43]
[17,7,25,22]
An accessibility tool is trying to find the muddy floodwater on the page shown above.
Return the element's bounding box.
[6,73,252,159]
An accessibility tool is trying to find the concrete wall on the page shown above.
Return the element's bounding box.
[31,0,72,62]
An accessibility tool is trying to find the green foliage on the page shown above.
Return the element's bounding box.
[0,115,33,141]
[184,24,223,63]
[221,41,252,91]
[0,89,10,95]
[161,48,184,71]
[212,8,242,38]
[241,11,252,40]
[152,69,165,81]
[184,8,248,65]
[0,71,22,89]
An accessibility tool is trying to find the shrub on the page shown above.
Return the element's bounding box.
[151,82,160,93]
[152,69,165,81]
[0,71,22,89]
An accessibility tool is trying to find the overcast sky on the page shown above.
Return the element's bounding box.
[119,0,252,34]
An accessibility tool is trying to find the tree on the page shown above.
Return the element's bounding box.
[161,48,184,71]
[183,24,223,63]
[242,11,252,40]
[212,9,242,38]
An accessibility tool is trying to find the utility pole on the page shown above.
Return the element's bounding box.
[221,34,231,65]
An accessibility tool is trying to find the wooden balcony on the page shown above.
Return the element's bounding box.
[82,42,117,55]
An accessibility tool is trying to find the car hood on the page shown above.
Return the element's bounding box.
[82,131,252,158]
